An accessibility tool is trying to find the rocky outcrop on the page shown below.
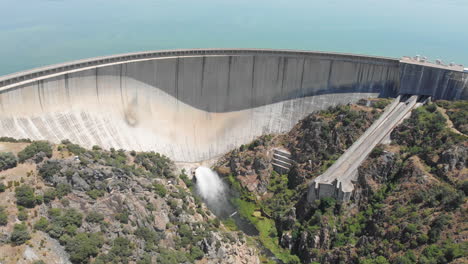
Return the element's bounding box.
[437,143,467,182]
[0,142,260,264]
[356,148,401,199]
[286,105,382,186]
[200,231,259,264]
[217,136,275,195]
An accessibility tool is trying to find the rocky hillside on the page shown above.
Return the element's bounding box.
[215,99,467,264]
[0,140,259,264]
[0,98,466,264]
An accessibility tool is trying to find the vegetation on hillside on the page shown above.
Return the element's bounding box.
[0,99,465,264]
[0,152,17,171]
[18,141,52,163]
[216,100,467,264]
[0,139,254,264]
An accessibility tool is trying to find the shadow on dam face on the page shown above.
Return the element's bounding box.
[0,51,411,162]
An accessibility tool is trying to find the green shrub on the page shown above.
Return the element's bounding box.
[0,183,5,192]
[0,152,17,171]
[86,212,104,223]
[153,183,167,197]
[134,152,173,178]
[63,142,87,156]
[108,237,134,262]
[0,206,8,225]
[17,207,28,221]
[86,189,105,200]
[189,246,204,261]
[10,223,31,245]
[64,232,103,264]
[60,209,83,227]
[0,137,31,143]
[179,170,193,188]
[46,208,83,238]
[370,145,385,158]
[15,185,36,208]
[428,214,452,243]
[18,141,52,163]
[372,98,392,109]
[137,254,152,264]
[135,227,162,244]
[34,217,49,231]
[319,197,336,212]
[38,160,62,181]
[56,183,72,198]
[158,248,188,264]
[43,188,57,203]
[115,210,129,224]
[394,251,417,264]
[437,100,468,134]
[360,256,389,264]
[419,244,446,264]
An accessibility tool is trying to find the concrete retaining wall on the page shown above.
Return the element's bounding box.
[0,49,401,162]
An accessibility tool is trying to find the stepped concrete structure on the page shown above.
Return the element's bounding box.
[272,148,293,175]
[307,95,425,202]
[0,49,466,163]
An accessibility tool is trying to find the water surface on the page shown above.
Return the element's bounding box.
[0,0,467,75]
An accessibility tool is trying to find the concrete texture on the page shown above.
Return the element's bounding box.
[0,49,401,162]
[307,95,421,202]
[399,62,468,100]
[272,148,293,175]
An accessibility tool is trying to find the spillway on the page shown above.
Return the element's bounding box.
[0,49,466,162]
[307,95,422,201]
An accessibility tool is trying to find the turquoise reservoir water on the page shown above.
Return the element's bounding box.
[0,0,467,76]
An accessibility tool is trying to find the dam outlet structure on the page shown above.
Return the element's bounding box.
[0,49,466,169]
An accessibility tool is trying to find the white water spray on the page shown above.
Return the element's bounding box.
[195,166,226,201]
[194,166,259,235]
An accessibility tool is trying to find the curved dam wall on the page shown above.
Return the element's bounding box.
[399,62,468,100]
[0,49,407,162]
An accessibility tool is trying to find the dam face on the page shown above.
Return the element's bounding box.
[0,49,465,162]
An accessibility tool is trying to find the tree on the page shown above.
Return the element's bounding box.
[86,211,104,223]
[10,223,31,245]
[189,246,204,261]
[38,160,62,181]
[360,256,389,264]
[64,233,103,264]
[18,141,52,163]
[34,217,49,231]
[108,237,134,262]
[0,152,17,171]
[15,185,36,208]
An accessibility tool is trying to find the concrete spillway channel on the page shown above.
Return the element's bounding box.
[307,95,422,202]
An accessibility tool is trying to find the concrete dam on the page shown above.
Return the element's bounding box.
[0,49,466,164]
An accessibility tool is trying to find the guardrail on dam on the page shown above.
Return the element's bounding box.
[0,49,466,162]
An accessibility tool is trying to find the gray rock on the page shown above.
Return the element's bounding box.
[71,173,90,191]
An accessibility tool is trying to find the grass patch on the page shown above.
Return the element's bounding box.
[234,198,300,264]
[222,218,238,231]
